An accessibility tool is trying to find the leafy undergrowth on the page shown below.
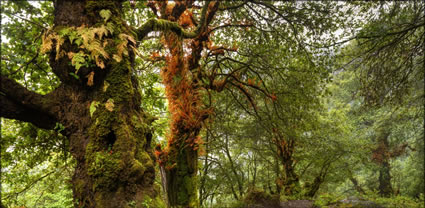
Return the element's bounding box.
[228,187,280,208]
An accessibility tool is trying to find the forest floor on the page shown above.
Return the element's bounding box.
[279,200,315,208]
[246,199,385,208]
[245,200,314,208]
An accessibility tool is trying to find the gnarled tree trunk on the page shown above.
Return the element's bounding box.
[159,30,203,207]
[272,129,300,196]
[1,1,164,207]
[152,1,219,207]
[48,1,164,207]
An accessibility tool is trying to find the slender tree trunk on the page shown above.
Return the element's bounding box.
[350,177,366,195]
[224,135,244,199]
[199,131,210,207]
[304,157,336,198]
[49,1,162,207]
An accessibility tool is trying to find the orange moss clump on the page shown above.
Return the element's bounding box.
[270,93,277,102]
[157,28,211,167]
[178,10,194,28]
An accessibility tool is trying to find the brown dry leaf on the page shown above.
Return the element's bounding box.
[113,54,122,63]
[105,98,114,111]
[95,57,105,69]
[67,52,75,59]
[86,71,95,86]
[103,81,109,92]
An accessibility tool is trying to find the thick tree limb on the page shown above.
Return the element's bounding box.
[0,75,57,129]
[137,1,210,40]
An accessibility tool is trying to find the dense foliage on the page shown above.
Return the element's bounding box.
[1,1,423,208]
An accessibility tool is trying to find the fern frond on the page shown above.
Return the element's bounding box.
[95,57,105,69]
[106,22,115,34]
[113,54,122,63]
[93,25,108,40]
[99,9,112,22]
[130,45,141,57]
[55,35,65,60]
[40,33,53,54]
[119,33,136,45]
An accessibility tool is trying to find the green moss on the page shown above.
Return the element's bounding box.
[130,159,146,176]
[105,44,118,57]
[132,115,149,134]
[53,25,69,33]
[103,60,134,104]
[138,152,153,167]
[74,179,85,196]
[85,1,119,18]
[184,175,199,207]
[87,151,122,183]
[152,196,167,208]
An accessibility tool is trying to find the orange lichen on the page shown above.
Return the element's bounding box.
[150,52,160,60]
[270,93,277,102]
[158,30,212,168]
[165,1,175,17]
[178,10,194,28]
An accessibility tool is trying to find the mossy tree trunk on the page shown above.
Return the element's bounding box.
[159,30,203,208]
[374,131,393,197]
[304,158,334,198]
[378,160,393,197]
[52,1,164,207]
[272,130,300,196]
[1,1,164,207]
[151,2,219,207]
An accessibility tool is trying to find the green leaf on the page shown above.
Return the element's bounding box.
[58,28,70,37]
[99,9,112,22]
[106,22,115,34]
[68,30,78,44]
[71,52,87,71]
[54,122,65,133]
[74,37,83,46]
[89,101,99,117]
[69,72,79,80]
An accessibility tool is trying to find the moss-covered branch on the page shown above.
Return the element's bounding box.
[0,75,58,129]
[137,1,210,40]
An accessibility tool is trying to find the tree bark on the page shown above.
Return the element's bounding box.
[378,160,393,197]
[56,2,163,207]
[0,76,57,129]
[273,133,300,196]
[154,2,219,207]
[224,134,244,199]
[160,30,202,207]
[2,1,164,207]
[372,130,393,197]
